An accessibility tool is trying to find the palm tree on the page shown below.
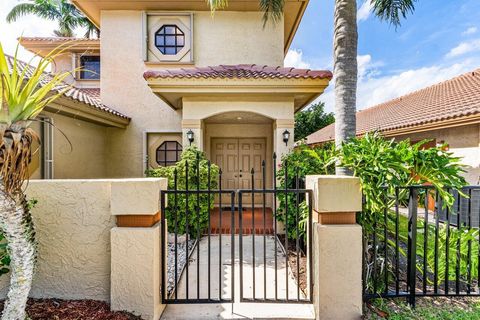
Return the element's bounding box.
[6,0,99,38]
[0,43,71,319]
[206,0,416,175]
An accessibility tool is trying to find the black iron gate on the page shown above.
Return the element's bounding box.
[160,153,313,304]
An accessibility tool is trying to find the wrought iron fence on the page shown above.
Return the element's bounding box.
[160,153,314,304]
[362,185,480,306]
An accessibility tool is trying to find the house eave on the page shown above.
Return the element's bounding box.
[19,38,100,57]
[47,96,131,128]
[71,0,309,56]
[146,77,330,111]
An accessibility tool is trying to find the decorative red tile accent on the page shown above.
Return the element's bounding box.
[144,65,333,80]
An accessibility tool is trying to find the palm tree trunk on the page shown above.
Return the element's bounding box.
[0,187,36,320]
[333,0,358,175]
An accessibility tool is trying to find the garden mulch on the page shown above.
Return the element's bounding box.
[0,299,142,320]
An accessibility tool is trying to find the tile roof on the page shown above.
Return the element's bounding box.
[19,37,100,43]
[307,69,480,144]
[5,55,129,120]
[144,64,333,80]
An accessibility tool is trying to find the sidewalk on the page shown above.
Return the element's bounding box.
[160,235,315,319]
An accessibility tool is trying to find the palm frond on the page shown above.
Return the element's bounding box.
[259,0,285,26]
[205,0,229,12]
[6,3,37,23]
[370,0,417,26]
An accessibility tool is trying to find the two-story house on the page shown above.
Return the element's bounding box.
[18,0,332,193]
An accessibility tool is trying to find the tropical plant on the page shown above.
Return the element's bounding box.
[294,102,334,141]
[146,146,219,237]
[276,143,335,240]
[6,0,99,38]
[0,42,72,319]
[277,133,467,242]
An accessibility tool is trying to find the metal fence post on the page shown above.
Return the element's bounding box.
[407,187,418,307]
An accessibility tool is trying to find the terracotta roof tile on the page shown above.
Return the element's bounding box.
[307,69,480,144]
[19,37,100,43]
[144,64,333,80]
[5,55,129,120]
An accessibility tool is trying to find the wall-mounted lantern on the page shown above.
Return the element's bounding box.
[186,129,194,146]
[282,130,290,146]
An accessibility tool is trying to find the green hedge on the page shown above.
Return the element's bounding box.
[146,146,219,237]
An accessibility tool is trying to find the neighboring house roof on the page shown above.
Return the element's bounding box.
[5,55,129,121]
[143,64,333,80]
[307,68,480,145]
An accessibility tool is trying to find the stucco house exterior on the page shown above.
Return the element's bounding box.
[18,0,332,193]
[307,69,480,184]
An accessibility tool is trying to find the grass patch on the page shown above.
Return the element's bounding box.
[365,297,480,319]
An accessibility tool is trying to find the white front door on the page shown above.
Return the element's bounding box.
[211,138,266,205]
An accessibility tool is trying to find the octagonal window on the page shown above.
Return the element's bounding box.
[155,25,185,55]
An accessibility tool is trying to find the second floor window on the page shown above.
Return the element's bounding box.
[79,55,100,80]
[155,25,185,55]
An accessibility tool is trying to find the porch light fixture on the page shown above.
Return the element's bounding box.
[282,130,290,146]
[186,129,194,145]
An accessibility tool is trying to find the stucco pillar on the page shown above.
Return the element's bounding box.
[182,119,204,150]
[274,119,294,160]
[306,175,363,320]
[110,178,168,320]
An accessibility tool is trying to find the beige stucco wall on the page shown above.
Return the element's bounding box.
[193,11,284,66]
[100,10,286,177]
[394,124,480,185]
[47,111,108,179]
[101,11,182,177]
[0,180,115,301]
[28,111,108,179]
[111,226,164,320]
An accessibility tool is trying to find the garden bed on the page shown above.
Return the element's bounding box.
[277,234,308,293]
[364,296,480,319]
[0,299,141,320]
[167,233,196,295]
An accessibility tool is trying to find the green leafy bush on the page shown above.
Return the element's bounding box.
[146,146,219,237]
[277,132,467,242]
[276,143,335,239]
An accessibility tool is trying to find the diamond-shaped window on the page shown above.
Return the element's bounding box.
[155,25,185,55]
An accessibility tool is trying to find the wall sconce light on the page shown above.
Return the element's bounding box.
[282,129,290,146]
[186,129,194,145]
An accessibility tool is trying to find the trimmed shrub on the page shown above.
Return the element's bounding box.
[146,146,219,237]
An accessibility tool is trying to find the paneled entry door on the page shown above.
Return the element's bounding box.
[211,138,266,205]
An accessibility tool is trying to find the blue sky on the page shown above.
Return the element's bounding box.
[286,0,480,112]
[1,0,480,114]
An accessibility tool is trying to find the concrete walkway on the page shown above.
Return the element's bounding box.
[161,235,315,319]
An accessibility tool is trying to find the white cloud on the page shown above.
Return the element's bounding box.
[284,49,311,69]
[446,39,480,58]
[357,1,373,22]
[463,27,478,36]
[357,54,383,80]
